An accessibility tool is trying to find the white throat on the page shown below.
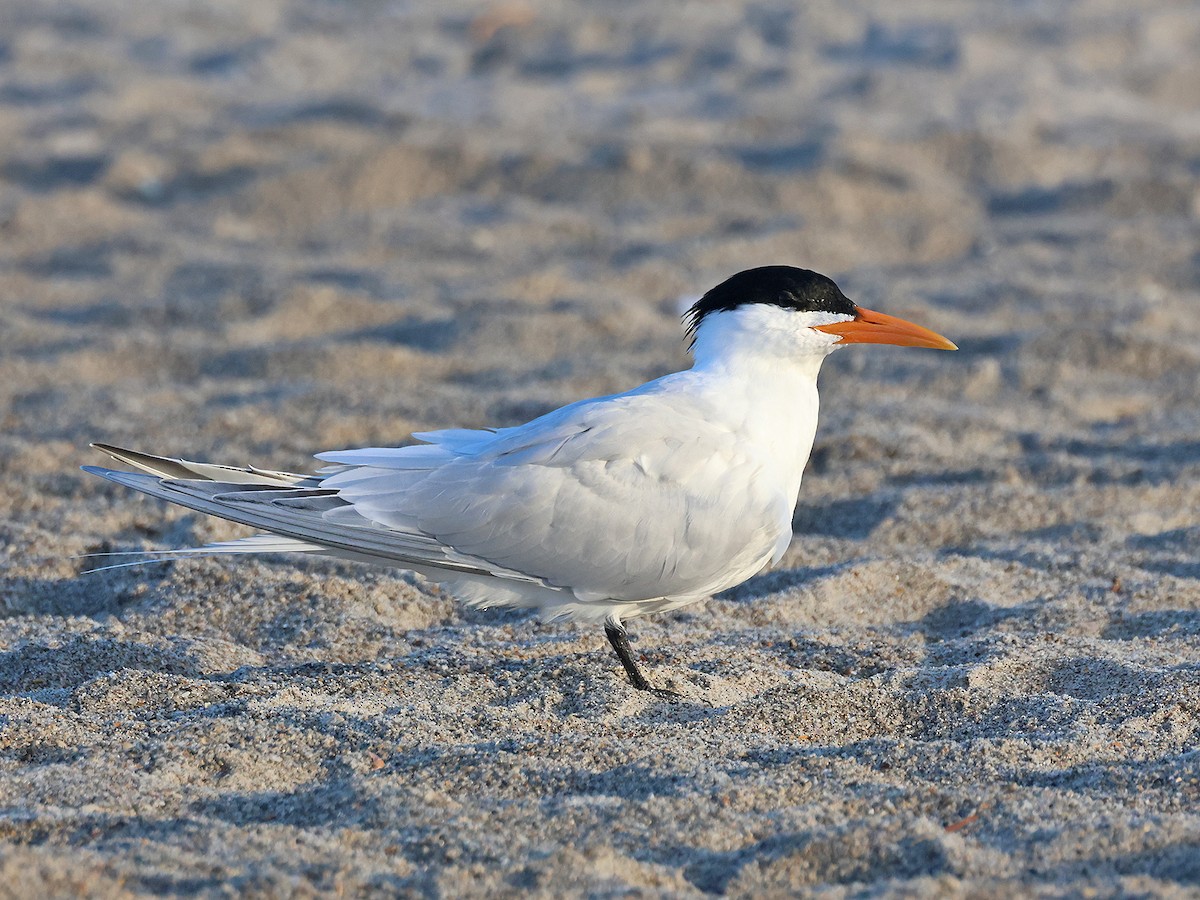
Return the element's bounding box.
[688,304,848,381]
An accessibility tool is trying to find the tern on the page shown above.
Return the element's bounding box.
[85,266,955,693]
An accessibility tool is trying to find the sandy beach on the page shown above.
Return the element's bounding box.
[2,0,1199,895]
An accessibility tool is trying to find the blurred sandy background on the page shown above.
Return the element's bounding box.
[1,0,1199,896]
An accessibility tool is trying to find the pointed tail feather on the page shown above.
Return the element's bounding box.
[90,443,320,486]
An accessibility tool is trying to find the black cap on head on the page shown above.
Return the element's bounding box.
[685,266,857,339]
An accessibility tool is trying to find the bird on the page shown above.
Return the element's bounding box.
[84,266,955,694]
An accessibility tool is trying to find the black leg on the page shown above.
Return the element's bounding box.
[604,619,653,691]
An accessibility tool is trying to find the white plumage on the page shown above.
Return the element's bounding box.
[86,266,954,692]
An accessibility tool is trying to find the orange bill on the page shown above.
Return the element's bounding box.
[814,306,957,350]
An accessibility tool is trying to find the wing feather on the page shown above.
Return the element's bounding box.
[92,443,317,486]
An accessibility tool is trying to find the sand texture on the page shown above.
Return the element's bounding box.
[2,0,1200,896]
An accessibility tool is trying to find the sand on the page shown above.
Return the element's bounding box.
[2,0,1199,896]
